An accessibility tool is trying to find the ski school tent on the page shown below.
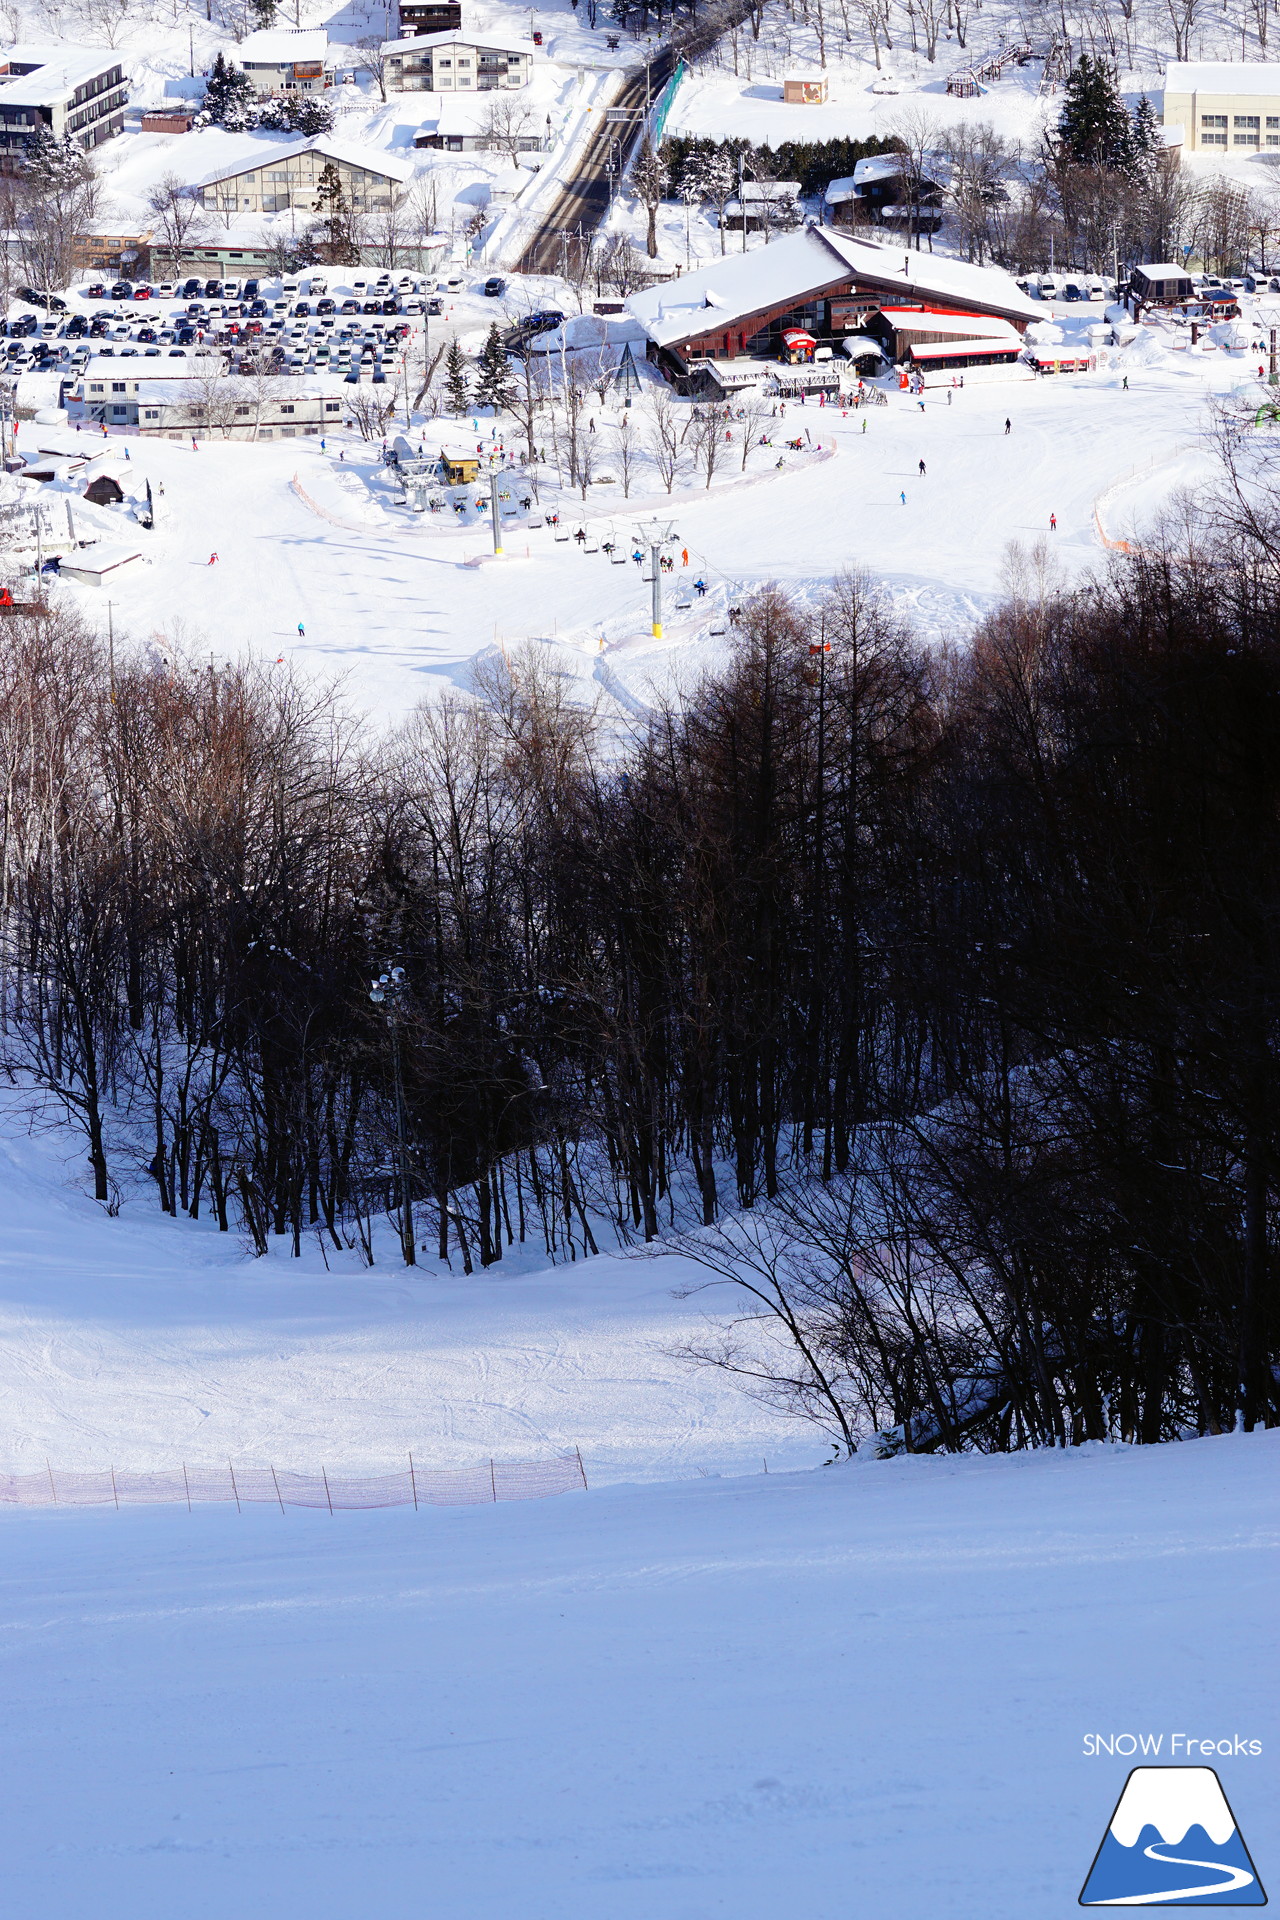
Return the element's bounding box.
[781,327,817,361]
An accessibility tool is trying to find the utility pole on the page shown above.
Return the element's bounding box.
[369,965,415,1265]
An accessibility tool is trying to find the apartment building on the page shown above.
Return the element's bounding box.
[383,31,532,91]
[0,43,127,166]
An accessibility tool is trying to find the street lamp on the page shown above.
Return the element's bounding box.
[369,964,415,1265]
[632,515,680,638]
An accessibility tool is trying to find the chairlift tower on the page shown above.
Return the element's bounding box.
[633,515,679,639]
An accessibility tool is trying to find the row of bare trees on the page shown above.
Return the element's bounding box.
[2,500,1278,1446]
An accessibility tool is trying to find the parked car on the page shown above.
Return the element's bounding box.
[483,276,507,297]
[242,279,260,300]
[182,278,202,297]
[316,297,335,315]
[133,284,152,300]
[18,285,68,310]
[85,282,107,299]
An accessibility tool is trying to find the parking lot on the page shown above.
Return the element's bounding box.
[3,267,465,391]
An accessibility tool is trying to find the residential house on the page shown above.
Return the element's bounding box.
[233,28,331,95]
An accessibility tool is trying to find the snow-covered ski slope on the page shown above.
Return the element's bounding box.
[0,1111,825,1483]
[47,356,1241,724]
[1,1425,1275,1917]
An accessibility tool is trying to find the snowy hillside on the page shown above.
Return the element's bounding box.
[2,1419,1275,1916]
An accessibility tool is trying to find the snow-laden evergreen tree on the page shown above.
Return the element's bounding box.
[23,125,91,190]
[473,325,516,415]
[443,337,470,414]
[1057,56,1133,170]
[200,51,257,130]
[256,91,333,134]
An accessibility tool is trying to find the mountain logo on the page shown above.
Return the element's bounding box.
[1080,1767,1267,1906]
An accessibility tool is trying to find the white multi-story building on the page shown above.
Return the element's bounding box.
[1162,61,1280,151]
[383,31,533,91]
[233,28,330,96]
[0,43,127,166]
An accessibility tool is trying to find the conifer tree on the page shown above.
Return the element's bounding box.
[473,324,516,415]
[1057,56,1133,170]
[1129,94,1162,177]
[201,50,257,130]
[443,337,470,414]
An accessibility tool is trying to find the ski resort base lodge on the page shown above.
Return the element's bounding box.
[626,228,1041,391]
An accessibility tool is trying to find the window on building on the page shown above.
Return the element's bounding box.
[1201,114,1227,126]
[280,403,295,413]
[1234,114,1260,127]
[143,408,159,419]
[1201,131,1228,146]
[324,401,340,411]
[1269,116,1280,127]
[111,381,125,392]
[1234,132,1260,146]
[1269,134,1280,145]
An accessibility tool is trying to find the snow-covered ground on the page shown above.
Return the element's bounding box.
[0,1102,827,1482]
[17,333,1250,722]
[2,1421,1275,1916]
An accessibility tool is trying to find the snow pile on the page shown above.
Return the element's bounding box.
[1118,328,1177,369]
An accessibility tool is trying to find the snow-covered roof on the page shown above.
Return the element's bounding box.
[627,228,1040,349]
[381,29,534,53]
[736,180,801,201]
[910,337,1021,360]
[853,154,905,185]
[824,176,859,204]
[875,307,1020,341]
[1133,262,1192,279]
[196,134,415,187]
[0,42,120,105]
[823,231,1040,321]
[1164,60,1280,94]
[235,28,329,64]
[79,355,225,382]
[131,374,349,403]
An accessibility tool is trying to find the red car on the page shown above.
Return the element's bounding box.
[133,285,152,300]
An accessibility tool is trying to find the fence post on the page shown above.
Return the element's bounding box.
[322,1467,333,1516]
[45,1459,56,1503]
[270,1464,286,1514]
[110,1464,119,1509]
[490,1458,497,1502]
[574,1445,588,1490]
[408,1453,419,1510]
[228,1462,241,1513]
[182,1462,192,1513]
